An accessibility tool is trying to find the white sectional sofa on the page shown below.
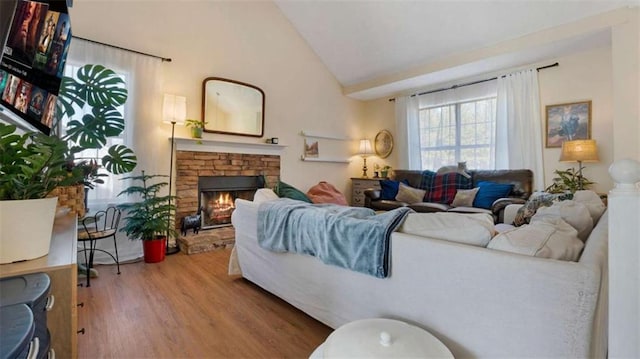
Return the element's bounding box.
[230,196,608,358]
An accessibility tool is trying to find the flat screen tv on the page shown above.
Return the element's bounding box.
[0,0,71,135]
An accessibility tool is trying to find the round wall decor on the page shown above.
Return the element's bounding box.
[374,130,393,158]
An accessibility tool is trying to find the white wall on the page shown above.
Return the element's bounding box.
[68,0,365,197]
[539,45,614,193]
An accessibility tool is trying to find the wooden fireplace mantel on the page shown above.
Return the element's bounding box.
[172,137,287,156]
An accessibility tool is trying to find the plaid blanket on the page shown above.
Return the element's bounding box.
[420,170,474,204]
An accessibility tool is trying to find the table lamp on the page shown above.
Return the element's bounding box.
[559,139,599,190]
[358,139,373,178]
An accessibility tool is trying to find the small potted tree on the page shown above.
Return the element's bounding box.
[117,171,177,263]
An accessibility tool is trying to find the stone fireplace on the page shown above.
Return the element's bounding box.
[174,142,281,253]
[198,175,264,229]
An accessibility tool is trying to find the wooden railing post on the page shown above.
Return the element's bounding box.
[608,159,640,358]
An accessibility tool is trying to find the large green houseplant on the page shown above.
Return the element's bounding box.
[0,123,83,263]
[117,172,177,263]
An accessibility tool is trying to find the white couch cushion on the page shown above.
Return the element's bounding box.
[487,216,584,261]
[397,212,495,247]
[253,188,279,203]
[532,200,593,242]
[572,190,606,224]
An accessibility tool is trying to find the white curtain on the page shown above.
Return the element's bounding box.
[495,69,544,190]
[395,95,421,169]
[67,38,164,264]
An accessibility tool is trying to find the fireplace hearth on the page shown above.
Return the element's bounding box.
[198,175,264,229]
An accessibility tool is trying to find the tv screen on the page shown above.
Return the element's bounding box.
[0,0,70,135]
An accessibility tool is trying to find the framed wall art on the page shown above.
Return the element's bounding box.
[374,130,394,158]
[545,100,592,148]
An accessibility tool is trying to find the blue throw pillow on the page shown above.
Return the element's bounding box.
[379,179,409,200]
[472,181,514,209]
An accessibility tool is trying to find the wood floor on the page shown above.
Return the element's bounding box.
[77,248,332,358]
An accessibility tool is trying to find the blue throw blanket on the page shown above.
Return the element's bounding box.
[257,198,412,278]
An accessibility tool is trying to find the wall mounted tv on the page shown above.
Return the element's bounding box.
[0,0,71,135]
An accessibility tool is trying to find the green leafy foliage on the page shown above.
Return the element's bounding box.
[117,172,177,241]
[58,64,137,179]
[545,167,595,194]
[0,123,81,200]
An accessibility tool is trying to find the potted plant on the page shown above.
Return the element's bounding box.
[185,119,207,139]
[0,123,83,263]
[0,64,138,262]
[117,171,177,263]
[545,167,595,197]
[380,165,392,178]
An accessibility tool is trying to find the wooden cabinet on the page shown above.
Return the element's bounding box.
[0,215,78,359]
[351,178,382,207]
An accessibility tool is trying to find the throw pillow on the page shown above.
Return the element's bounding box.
[451,187,480,207]
[531,200,593,242]
[379,179,409,200]
[513,192,558,227]
[473,181,514,209]
[274,181,311,203]
[253,188,279,203]
[487,216,584,261]
[395,182,426,203]
[306,181,348,205]
[423,172,474,204]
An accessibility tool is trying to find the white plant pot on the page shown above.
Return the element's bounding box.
[0,197,58,264]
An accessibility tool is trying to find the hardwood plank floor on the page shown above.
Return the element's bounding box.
[77,248,332,358]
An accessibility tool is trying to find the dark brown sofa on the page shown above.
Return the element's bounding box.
[364,169,533,223]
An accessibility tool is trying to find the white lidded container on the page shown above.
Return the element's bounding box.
[311,318,454,358]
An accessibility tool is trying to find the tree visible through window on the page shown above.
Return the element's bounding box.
[418,97,496,170]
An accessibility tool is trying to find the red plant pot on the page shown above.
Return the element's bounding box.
[143,236,166,263]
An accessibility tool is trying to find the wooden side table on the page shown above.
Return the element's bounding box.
[351,178,382,207]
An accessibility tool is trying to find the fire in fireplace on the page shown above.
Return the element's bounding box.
[198,175,264,229]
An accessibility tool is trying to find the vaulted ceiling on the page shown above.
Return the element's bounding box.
[275,0,638,100]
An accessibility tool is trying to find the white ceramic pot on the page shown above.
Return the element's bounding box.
[0,197,58,264]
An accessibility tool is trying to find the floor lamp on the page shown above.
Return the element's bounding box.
[162,94,186,255]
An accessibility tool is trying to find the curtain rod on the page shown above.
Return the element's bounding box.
[72,35,172,62]
[388,62,559,102]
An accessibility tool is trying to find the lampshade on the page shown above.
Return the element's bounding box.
[358,139,373,157]
[559,139,599,163]
[162,94,186,125]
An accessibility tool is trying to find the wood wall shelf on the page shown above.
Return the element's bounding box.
[300,156,351,163]
[172,137,287,156]
[299,130,351,141]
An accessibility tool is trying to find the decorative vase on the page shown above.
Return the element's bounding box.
[0,197,58,263]
[143,236,167,263]
[190,127,203,139]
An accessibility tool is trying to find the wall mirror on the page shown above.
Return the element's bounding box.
[202,77,265,137]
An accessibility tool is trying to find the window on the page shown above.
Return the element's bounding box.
[61,64,130,207]
[418,97,496,170]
